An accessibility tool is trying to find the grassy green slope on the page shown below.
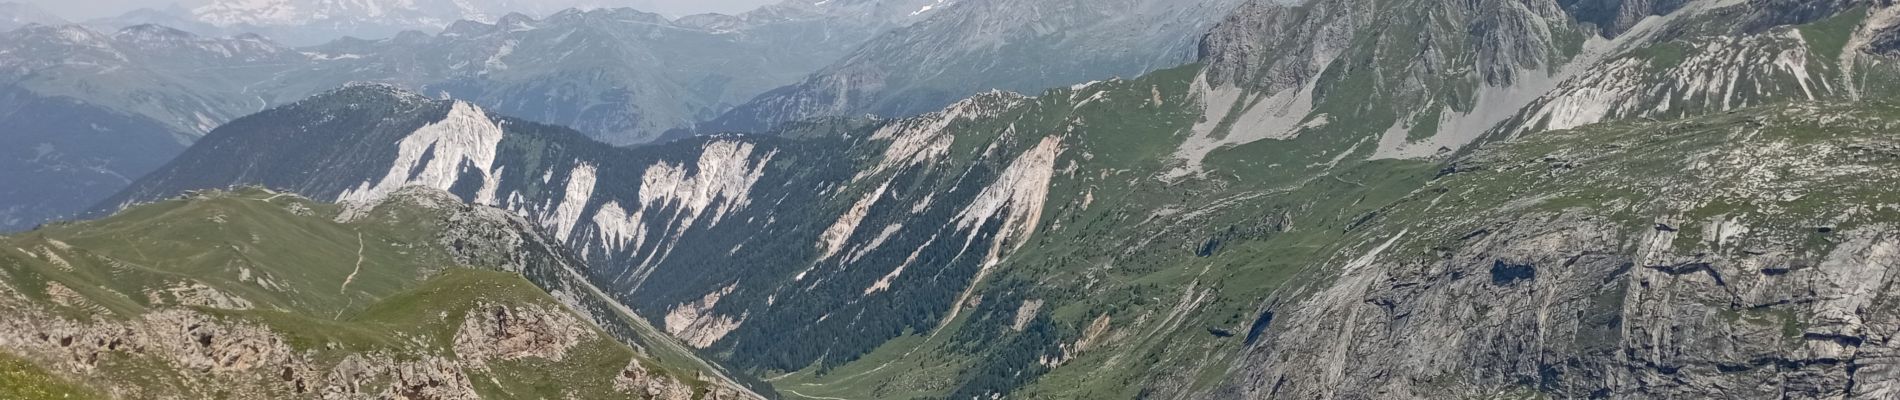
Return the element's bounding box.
[0,352,100,400]
[0,188,728,399]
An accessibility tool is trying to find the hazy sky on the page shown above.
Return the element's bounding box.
[19,0,784,21]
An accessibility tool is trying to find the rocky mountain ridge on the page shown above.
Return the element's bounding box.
[1215,99,1900,399]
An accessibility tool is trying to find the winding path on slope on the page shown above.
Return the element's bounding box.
[782,389,851,400]
[334,232,365,319]
[340,232,365,294]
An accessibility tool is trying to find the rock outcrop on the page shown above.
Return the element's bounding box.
[1216,103,1900,399]
[453,303,594,365]
[615,360,697,400]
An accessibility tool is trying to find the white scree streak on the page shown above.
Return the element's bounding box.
[865,232,937,295]
[953,135,1064,272]
[856,92,1027,182]
[1164,71,1320,181]
[847,223,906,266]
[476,165,506,204]
[339,101,505,204]
[876,136,1063,332]
[1524,29,1820,134]
[638,140,775,230]
[600,140,777,289]
[591,201,648,255]
[816,178,894,261]
[664,284,744,348]
[546,163,599,242]
[1843,3,1900,99]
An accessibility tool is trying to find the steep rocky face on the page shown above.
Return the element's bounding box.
[1183,5,1900,397]
[1179,0,1603,184]
[1493,0,1900,138]
[700,0,1244,135]
[1200,0,1582,92]
[1196,0,1361,94]
[1214,102,1900,399]
[617,360,699,400]
[0,187,750,399]
[1187,0,1900,168]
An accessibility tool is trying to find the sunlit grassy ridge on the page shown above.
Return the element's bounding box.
[0,188,724,399]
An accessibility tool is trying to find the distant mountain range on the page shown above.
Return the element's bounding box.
[0,0,935,232]
[0,0,1247,233]
[0,2,61,32]
[0,23,297,232]
[92,0,655,46]
[700,0,1247,135]
[77,0,951,46]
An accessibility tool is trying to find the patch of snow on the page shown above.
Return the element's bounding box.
[910,0,949,16]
